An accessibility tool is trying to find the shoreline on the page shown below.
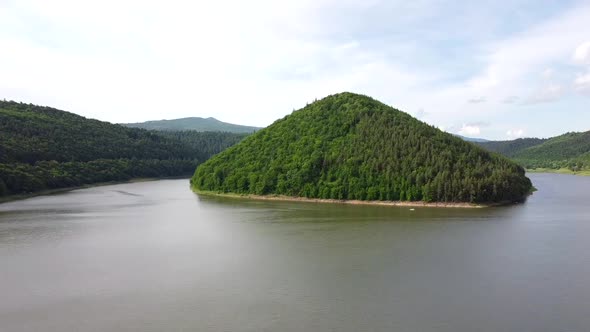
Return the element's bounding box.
[0,176,190,204]
[193,189,516,209]
[526,168,590,176]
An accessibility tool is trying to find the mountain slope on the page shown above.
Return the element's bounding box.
[476,138,547,157]
[511,132,590,170]
[123,117,261,133]
[0,101,245,197]
[192,92,531,204]
[512,132,590,160]
[476,132,590,171]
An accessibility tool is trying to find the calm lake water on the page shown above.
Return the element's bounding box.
[1,173,589,331]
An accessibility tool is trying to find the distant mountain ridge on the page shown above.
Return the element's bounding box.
[455,134,489,143]
[123,117,261,133]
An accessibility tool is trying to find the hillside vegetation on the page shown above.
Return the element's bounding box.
[477,132,590,171]
[192,93,532,204]
[0,101,246,197]
[123,117,261,133]
[476,138,547,157]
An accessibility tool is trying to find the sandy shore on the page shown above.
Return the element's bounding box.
[193,190,502,208]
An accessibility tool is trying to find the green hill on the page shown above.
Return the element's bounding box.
[513,132,590,160]
[0,101,246,197]
[123,117,261,133]
[192,92,532,204]
[476,132,590,172]
[476,138,547,157]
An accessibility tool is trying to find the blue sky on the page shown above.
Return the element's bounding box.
[1,0,589,140]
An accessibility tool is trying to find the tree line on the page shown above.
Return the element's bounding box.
[0,100,247,197]
[476,132,590,172]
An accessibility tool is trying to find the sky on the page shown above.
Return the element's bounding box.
[1,0,589,140]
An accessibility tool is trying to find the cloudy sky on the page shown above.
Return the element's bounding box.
[1,0,589,140]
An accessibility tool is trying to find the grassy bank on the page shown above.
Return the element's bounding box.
[526,168,590,176]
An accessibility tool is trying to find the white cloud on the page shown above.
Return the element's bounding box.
[506,129,525,138]
[0,0,441,125]
[458,124,481,136]
[1,1,590,139]
[572,42,590,97]
[573,41,590,64]
[541,68,554,79]
[419,4,590,126]
[574,71,590,95]
[467,96,486,103]
[502,95,519,104]
[524,84,565,104]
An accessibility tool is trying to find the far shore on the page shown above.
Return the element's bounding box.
[0,176,190,204]
[526,168,590,176]
[193,189,519,209]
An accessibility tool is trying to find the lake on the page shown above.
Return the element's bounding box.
[1,173,589,331]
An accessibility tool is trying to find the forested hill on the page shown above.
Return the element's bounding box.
[476,138,547,157]
[192,92,532,204]
[0,101,246,197]
[476,132,590,171]
[123,117,261,133]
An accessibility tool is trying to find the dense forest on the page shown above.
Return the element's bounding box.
[192,93,532,204]
[476,138,547,157]
[476,132,590,171]
[0,101,246,197]
[123,117,261,133]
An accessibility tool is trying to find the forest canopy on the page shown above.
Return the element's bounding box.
[192,92,532,204]
[0,101,246,197]
[476,132,590,171]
